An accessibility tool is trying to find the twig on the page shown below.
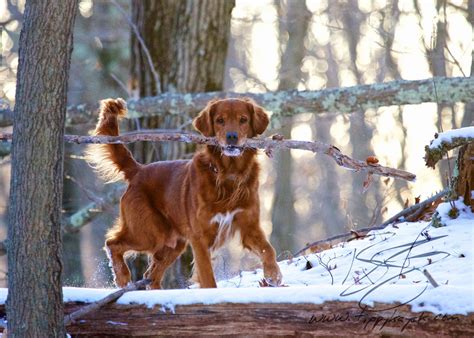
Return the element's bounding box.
[423,269,439,288]
[293,189,449,257]
[0,131,416,182]
[378,189,449,227]
[64,279,151,326]
[63,184,124,233]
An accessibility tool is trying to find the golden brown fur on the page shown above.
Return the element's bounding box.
[87,98,282,289]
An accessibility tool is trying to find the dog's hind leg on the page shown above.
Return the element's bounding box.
[104,222,134,287]
[144,240,187,289]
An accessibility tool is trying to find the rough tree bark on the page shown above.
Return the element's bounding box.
[130,0,235,162]
[271,0,311,253]
[128,0,235,287]
[6,1,78,337]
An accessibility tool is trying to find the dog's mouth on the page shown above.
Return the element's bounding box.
[222,145,242,157]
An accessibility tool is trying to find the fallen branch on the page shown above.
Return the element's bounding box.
[424,127,474,168]
[0,131,416,182]
[63,184,124,233]
[1,77,473,127]
[64,279,150,326]
[423,269,439,288]
[293,189,449,257]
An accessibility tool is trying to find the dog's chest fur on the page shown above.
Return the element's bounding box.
[209,208,243,250]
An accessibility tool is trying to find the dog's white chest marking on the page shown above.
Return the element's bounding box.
[210,208,243,249]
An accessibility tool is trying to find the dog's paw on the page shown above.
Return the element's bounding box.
[263,263,283,286]
[114,275,131,288]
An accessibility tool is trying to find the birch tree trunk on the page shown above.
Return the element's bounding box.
[128,0,234,287]
[6,1,78,336]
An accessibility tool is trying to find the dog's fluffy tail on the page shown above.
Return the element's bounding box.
[85,98,140,182]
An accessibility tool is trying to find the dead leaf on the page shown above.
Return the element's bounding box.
[305,261,313,270]
[383,178,390,186]
[427,258,432,265]
[415,195,421,204]
[404,198,409,209]
[362,173,373,193]
[258,278,288,287]
[366,156,379,165]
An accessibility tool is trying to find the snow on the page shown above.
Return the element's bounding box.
[429,126,474,149]
[0,200,472,316]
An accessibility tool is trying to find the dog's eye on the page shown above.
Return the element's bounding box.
[240,116,248,124]
[216,117,224,125]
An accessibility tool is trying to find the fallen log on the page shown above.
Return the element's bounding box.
[0,300,471,337]
[1,76,473,127]
[63,279,150,326]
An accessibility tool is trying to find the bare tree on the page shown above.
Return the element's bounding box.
[6,1,78,336]
[271,0,311,253]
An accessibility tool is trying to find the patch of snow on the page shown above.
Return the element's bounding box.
[106,321,127,326]
[429,126,474,149]
[0,200,472,315]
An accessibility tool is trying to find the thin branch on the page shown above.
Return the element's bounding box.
[423,269,439,288]
[0,131,417,181]
[64,279,151,326]
[62,184,124,233]
[293,189,449,257]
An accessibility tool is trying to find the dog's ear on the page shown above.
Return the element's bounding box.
[193,100,217,136]
[246,99,269,136]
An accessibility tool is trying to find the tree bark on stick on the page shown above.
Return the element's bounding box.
[0,131,417,182]
[6,1,78,337]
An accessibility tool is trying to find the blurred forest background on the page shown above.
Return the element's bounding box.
[0,0,472,288]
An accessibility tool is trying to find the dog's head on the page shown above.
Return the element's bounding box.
[193,98,269,157]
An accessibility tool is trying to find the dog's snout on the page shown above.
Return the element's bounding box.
[226,131,238,145]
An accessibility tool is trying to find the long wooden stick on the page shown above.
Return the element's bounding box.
[0,131,416,181]
[64,279,150,326]
[293,189,448,257]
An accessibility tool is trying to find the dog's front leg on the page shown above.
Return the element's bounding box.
[190,236,217,288]
[241,226,282,286]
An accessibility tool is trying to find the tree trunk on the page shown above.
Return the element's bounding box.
[130,0,235,162]
[453,143,474,212]
[271,0,310,253]
[6,1,78,337]
[128,0,235,287]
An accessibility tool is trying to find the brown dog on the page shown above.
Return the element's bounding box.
[87,97,282,289]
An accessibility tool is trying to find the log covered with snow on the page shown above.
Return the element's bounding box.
[0,301,473,336]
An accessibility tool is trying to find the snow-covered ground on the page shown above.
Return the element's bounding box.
[0,200,472,315]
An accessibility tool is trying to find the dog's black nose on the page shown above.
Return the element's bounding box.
[226,131,238,145]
